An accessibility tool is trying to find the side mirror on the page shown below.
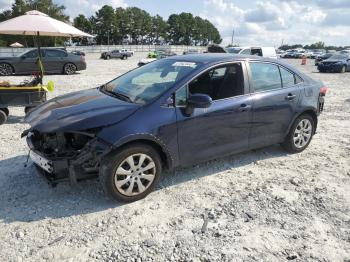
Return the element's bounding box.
[184,93,212,116]
[187,93,212,109]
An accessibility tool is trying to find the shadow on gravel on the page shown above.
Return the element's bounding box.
[0,145,287,223]
[5,115,24,124]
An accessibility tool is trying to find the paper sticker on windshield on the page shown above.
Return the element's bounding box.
[172,62,197,68]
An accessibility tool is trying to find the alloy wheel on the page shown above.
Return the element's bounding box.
[114,153,156,196]
[64,63,76,75]
[293,119,312,148]
[0,63,13,76]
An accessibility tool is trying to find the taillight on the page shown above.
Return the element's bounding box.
[320,87,327,96]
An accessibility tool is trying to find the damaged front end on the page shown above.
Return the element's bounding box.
[23,129,111,186]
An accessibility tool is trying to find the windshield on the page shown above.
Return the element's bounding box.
[226,48,242,54]
[102,59,200,104]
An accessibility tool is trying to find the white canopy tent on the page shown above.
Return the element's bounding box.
[9,42,24,48]
[0,10,93,82]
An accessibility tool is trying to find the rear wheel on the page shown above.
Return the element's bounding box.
[0,109,7,125]
[0,63,13,76]
[99,143,162,202]
[121,55,127,60]
[281,114,315,153]
[63,63,77,75]
[1,108,9,116]
[106,55,111,60]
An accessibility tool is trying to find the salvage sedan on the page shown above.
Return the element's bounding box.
[23,54,327,202]
[317,54,350,73]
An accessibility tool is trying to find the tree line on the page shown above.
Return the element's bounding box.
[279,42,350,51]
[0,0,222,47]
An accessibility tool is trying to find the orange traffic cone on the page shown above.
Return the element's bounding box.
[301,55,307,65]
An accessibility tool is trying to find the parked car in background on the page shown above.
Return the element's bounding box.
[183,49,199,55]
[318,54,350,73]
[310,50,325,59]
[225,46,277,59]
[0,48,86,75]
[23,54,326,202]
[100,49,131,60]
[315,53,333,65]
[138,49,177,66]
[121,49,134,56]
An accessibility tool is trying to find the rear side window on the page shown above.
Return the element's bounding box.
[279,67,295,87]
[240,49,251,55]
[250,63,282,92]
[46,50,67,57]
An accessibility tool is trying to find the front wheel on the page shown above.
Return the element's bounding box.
[0,63,14,76]
[281,114,315,153]
[99,143,162,202]
[63,63,77,75]
[0,109,8,125]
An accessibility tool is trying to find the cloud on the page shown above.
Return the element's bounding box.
[201,0,349,46]
[57,0,127,18]
[0,0,12,11]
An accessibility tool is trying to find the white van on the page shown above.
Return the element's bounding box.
[226,46,278,59]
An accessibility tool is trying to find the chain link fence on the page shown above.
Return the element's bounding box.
[0,45,208,57]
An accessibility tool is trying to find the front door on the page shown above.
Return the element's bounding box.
[247,62,302,148]
[175,62,252,166]
[17,49,45,74]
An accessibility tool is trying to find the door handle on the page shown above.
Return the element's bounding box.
[285,94,297,100]
[238,103,252,112]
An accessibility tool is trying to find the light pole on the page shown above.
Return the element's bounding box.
[231,27,234,46]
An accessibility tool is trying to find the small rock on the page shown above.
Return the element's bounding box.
[244,212,254,222]
[201,218,209,233]
[290,177,301,186]
[208,210,215,219]
[16,231,24,239]
[287,254,298,260]
[248,170,253,175]
[150,203,160,210]
[96,222,103,227]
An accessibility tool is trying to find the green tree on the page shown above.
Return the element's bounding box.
[73,14,92,45]
[0,0,69,47]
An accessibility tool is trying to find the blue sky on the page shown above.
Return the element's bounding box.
[1,0,349,46]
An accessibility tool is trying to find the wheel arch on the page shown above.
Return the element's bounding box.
[104,135,174,170]
[287,109,318,136]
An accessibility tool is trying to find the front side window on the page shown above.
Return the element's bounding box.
[103,59,200,104]
[188,63,244,101]
[46,50,66,57]
[23,50,46,58]
[250,62,282,92]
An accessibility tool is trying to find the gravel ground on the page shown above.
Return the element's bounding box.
[0,54,349,262]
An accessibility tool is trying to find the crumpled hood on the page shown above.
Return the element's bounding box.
[25,88,140,133]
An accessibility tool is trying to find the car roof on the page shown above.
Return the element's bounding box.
[166,53,276,64]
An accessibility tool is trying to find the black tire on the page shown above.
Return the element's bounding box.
[106,55,111,60]
[1,107,9,116]
[121,55,127,60]
[24,106,36,115]
[340,65,346,73]
[63,63,77,75]
[99,143,162,202]
[0,63,14,76]
[281,114,315,153]
[0,109,7,125]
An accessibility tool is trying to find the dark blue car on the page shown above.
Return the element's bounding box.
[317,54,350,73]
[23,54,327,202]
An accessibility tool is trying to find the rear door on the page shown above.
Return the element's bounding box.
[44,49,67,73]
[248,62,302,148]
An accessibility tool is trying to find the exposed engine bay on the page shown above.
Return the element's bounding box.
[24,128,110,186]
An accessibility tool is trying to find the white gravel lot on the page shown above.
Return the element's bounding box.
[0,54,349,262]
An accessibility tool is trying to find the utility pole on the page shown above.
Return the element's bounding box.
[231,27,234,46]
